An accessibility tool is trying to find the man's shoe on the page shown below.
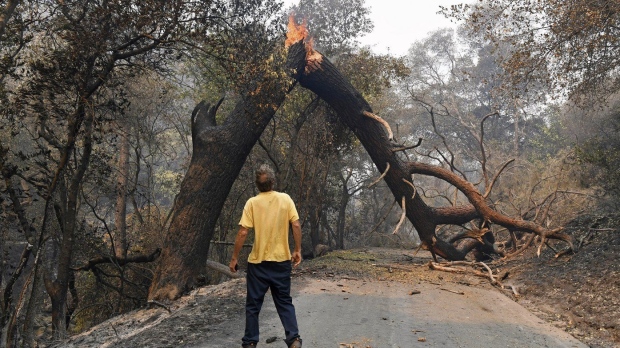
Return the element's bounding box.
[288,338,302,348]
[241,343,256,348]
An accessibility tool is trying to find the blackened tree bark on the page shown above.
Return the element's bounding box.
[291,43,573,260]
[147,43,307,301]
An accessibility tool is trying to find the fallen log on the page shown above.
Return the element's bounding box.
[372,263,415,272]
[206,260,244,279]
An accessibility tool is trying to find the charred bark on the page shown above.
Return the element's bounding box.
[147,43,306,301]
[292,52,463,259]
[292,46,573,261]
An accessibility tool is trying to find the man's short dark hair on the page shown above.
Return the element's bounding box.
[255,164,276,192]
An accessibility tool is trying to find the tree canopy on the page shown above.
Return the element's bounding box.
[444,0,620,101]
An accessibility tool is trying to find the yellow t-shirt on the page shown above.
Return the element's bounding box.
[239,191,299,264]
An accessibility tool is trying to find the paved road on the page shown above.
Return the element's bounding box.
[202,277,587,348]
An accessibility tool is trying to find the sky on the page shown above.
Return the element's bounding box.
[281,0,468,56]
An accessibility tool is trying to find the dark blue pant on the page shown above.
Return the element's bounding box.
[243,261,300,346]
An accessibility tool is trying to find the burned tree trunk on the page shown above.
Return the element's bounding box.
[292,51,464,259]
[288,32,573,260]
[335,187,348,250]
[114,122,130,259]
[147,43,306,301]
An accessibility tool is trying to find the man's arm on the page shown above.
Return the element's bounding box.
[229,226,249,272]
[291,220,302,267]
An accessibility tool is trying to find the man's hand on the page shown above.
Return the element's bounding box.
[291,220,302,268]
[291,251,302,268]
[229,258,238,273]
[230,226,249,273]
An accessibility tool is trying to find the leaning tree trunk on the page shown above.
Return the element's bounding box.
[291,49,466,259]
[290,41,573,260]
[148,43,306,301]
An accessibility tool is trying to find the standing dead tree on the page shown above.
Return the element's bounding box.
[286,19,573,261]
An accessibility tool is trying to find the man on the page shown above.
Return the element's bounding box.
[229,164,303,348]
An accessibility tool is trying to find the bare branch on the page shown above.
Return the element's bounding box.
[408,160,573,248]
[478,112,499,187]
[5,251,35,348]
[257,138,281,173]
[537,236,546,257]
[483,159,515,198]
[429,261,500,286]
[502,233,536,258]
[293,37,574,260]
[2,167,36,242]
[392,138,423,153]
[363,200,397,241]
[429,109,466,179]
[402,178,418,199]
[392,196,407,235]
[363,111,393,141]
[368,163,390,188]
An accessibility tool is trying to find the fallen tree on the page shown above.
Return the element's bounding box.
[286,19,574,261]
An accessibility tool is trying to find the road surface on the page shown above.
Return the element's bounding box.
[200,277,586,348]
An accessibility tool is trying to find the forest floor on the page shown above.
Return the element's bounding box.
[51,214,619,348]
